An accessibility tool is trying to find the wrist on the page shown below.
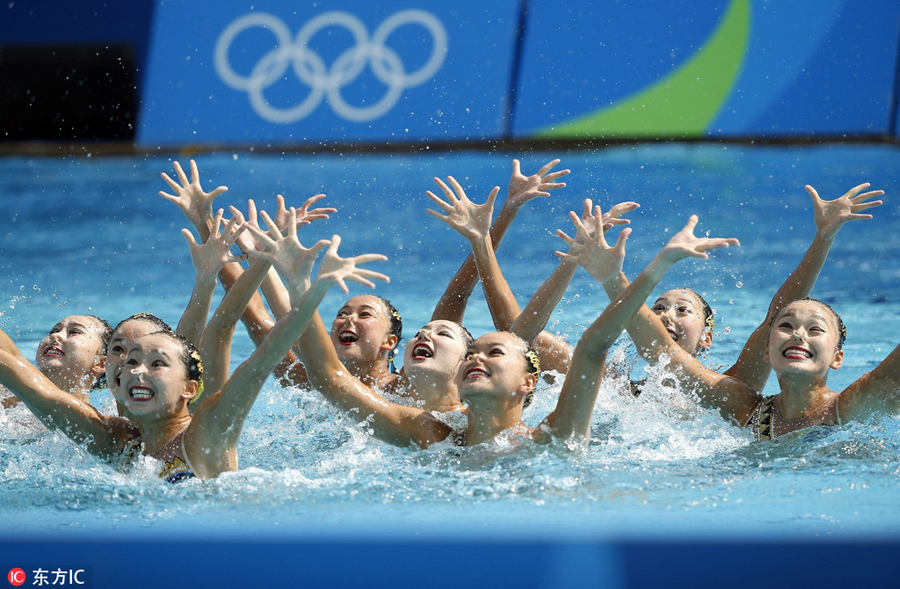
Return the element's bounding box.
[601,271,626,290]
[195,272,218,287]
[497,201,520,219]
[646,253,675,279]
[470,234,493,252]
[813,229,838,244]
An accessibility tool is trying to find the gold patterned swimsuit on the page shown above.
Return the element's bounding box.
[116,434,196,483]
[746,394,841,441]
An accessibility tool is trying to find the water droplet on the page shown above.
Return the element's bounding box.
[735,281,743,288]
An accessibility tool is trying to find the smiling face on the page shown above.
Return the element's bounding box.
[330,295,398,367]
[766,300,844,377]
[35,315,108,390]
[106,318,170,402]
[119,333,197,418]
[650,289,712,355]
[403,320,469,378]
[456,332,536,407]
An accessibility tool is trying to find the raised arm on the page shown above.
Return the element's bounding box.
[187,209,335,476]
[838,340,900,422]
[724,182,883,391]
[542,214,738,441]
[428,181,637,374]
[235,196,337,375]
[509,200,639,353]
[199,254,273,397]
[298,308,453,448]
[0,329,130,458]
[159,160,277,356]
[430,159,569,323]
[244,194,337,322]
[599,217,755,423]
[295,252,453,449]
[176,210,247,346]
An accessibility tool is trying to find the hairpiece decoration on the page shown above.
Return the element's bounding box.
[188,348,205,404]
[523,390,535,409]
[524,348,541,375]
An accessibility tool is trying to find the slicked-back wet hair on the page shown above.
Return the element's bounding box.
[114,313,173,337]
[774,297,847,350]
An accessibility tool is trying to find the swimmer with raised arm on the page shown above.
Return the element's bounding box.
[425,175,638,376]
[159,160,404,391]
[0,315,111,410]
[751,297,900,439]
[429,158,570,325]
[0,211,387,480]
[594,182,883,427]
[298,209,737,448]
[169,158,569,411]
[102,209,247,419]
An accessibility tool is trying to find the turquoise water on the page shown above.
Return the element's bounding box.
[0,144,899,544]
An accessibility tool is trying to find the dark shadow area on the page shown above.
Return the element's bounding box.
[0,44,136,141]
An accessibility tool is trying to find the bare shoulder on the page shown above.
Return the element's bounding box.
[408,411,454,448]
[703,372,762,427]
[102,415,141,453]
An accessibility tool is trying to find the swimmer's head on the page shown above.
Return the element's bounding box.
[404,320,473,377]
[766,298,846,375]
[770,298,846,350]
[120,331,203,416]
[331,295,401,371]
[114,313,172,336]
[651,289,714,355]
[458,331,538,410]
[36,315,112,392]
[107,313,173,396]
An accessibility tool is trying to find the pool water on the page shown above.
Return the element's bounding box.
[0,144,899,584]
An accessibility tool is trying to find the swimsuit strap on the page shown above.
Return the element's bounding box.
[115,436,144,473]
[158,430,195,484]
[748,397,776,442]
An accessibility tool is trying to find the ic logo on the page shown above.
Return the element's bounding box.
[214,10,448,123]
[7,568,25,587]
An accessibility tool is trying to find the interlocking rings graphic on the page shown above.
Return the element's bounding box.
[214,10,447,123]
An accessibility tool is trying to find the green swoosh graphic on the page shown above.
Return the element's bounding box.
[536,0,750,138]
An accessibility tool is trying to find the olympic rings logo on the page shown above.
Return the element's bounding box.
[214,10,448,124]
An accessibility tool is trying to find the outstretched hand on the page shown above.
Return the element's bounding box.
[160,160,227,233]
[316,235,390,294]
[603,200,641,231]
[807,182,883,240]
[229,200,270,255]
[661,215,739,263]
[505,159,570,211]
[564,198,641,250]
[295,193,337,226]
[181,210,247,281]
[274,193,337,230]
[426,176,499,243]
[556,205,631,283]
[244,209,330,292]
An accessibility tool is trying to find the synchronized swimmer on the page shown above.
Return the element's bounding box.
[0,159,897,482]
